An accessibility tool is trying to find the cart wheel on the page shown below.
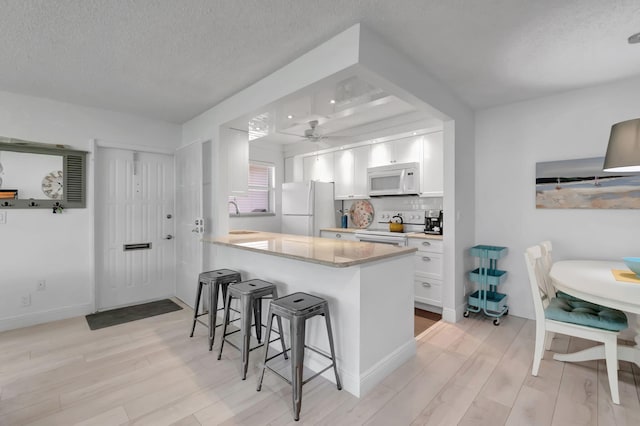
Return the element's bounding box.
[463,311,470,318]
[504,309,509,316]
[493,318,500,326]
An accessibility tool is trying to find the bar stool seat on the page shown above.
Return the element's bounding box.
[189,269,241,351]
[217,279,288,380]
[257,292,341,421]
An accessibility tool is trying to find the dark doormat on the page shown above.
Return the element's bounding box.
[85,299,183,330]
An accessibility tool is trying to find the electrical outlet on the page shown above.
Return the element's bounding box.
[37,280,46,291]
[21,294,31,307]
[0,211,6,224]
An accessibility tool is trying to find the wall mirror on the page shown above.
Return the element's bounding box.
[0,138,87,209]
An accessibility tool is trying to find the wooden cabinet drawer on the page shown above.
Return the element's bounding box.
[414,276,442,307]
[414,251,442,279]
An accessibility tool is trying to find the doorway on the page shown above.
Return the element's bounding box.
[414,308,441,337]
[174,141,206,308]
[95,148,175,310]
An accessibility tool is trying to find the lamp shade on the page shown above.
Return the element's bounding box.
[603,118,640,172]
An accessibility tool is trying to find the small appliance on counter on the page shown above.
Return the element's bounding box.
[424,209,443,235]
[389,214,404,232]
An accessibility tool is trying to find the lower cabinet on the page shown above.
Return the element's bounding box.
[319,230,358,241]
[408,238,443,307]
[414,276,443,307]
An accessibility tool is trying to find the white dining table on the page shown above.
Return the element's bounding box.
[549,260,640,366]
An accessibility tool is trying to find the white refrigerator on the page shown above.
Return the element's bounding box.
[281,181,335,236]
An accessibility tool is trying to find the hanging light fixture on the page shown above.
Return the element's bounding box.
[603,118,640,172]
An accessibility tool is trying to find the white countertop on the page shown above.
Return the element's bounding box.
[204,231,416,268]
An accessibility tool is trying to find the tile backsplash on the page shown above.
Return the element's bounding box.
[339,196,443,228]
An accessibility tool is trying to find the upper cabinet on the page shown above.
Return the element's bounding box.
[303,152,334,182]
[368,135,422,167]
[223,127,249,194]
[294,130,444,199]
[334,145,368,199]
[421,132,443,197]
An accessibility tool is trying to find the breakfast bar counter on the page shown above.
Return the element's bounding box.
[204,231,417,397]
[204,231,416,267]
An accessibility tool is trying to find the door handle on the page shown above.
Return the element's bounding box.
[164,235,173,240]
[422,256,431,261]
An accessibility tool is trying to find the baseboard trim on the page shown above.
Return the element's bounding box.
[0,303,94,333]
[359,338,416,397]
[442,302,467,323]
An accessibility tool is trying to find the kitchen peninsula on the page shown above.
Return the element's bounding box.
[204,231,417,397]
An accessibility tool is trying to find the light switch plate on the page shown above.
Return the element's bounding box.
[0,211,6,224]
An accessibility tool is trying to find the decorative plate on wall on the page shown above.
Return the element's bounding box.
[42,170,63,199]
[349,200,374,228]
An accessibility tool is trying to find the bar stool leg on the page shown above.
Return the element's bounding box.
[221,282,230,325]
[253,297,262,343]
[256,308,275,392]
[290,316,306,421]
[190,281,204,338]
[217,290,233,360]
[323,308,342,390]
[271,289,288,360]
[240,294,254,380]
[275,315,289,361]
[208,281,220,351]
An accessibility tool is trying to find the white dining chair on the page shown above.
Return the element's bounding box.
[524,244,627,405]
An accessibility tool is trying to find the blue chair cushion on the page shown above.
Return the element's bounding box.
[545,297,628,332]
[556,290,582,302]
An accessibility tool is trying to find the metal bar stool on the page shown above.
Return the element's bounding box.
[256,292,341,422]
[217,279,288,380]
[189,269,241,351]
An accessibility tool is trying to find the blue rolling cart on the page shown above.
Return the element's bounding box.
[464,245,509,325]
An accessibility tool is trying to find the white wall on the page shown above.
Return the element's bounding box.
[0,90,180,331]
[228,142,284,232]
[475,75,640,319]
[357,27,476,322]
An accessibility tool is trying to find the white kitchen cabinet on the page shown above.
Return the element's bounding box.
[223,127,249,193]
[285,156,304,183]
[421,131,443,196]
[408,237,443,307]
[319,230,358,241]
[303,152,334,182]
[334,145,369,199]
[368,135,422,167]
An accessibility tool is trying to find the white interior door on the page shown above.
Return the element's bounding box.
[96,148,175,310]
[175,142,203,308]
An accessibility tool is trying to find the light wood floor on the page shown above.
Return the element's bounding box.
[1,299,640,425]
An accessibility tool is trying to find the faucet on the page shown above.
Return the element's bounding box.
[228,200,240,215]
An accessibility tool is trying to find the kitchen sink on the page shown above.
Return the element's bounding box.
[229,230,258,235]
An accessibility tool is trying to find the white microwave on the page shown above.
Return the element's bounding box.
[367,162,420,196]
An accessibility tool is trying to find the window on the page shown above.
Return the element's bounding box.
[229,162,274,215]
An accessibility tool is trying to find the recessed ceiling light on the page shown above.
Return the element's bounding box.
[412,132,417,136]
[287,114,293,119]
[629,32,640,44]
[329,99,336,104]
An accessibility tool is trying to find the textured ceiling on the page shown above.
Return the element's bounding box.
[1,0,639,123]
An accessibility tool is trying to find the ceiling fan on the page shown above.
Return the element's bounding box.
[281,120,348,148]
